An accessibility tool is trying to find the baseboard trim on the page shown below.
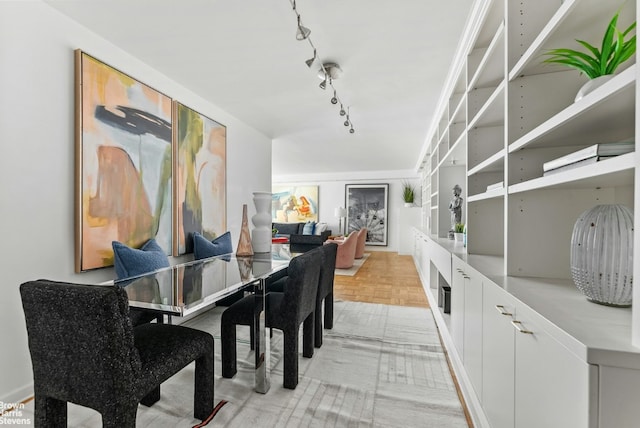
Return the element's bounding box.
[1,383,33,408]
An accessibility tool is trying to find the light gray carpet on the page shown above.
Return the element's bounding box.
[16,301,468,427]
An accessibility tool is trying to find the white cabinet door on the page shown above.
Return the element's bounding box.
[398,208,420,254]
[451,257,466,356]
[420,237,430,278]
[463,265,483,400]
[482,282,515,428]
[514,302,590,428]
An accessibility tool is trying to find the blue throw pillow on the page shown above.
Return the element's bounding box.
[193,231,233,260]
[303,221,316,235]
[112,239,169,280]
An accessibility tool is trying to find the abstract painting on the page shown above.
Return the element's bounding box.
[174,102,227,255]
[272,185,319,223]
[75,50,172,272]
[345,183,389,246]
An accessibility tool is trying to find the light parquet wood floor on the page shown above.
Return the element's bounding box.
[333,251,429,308]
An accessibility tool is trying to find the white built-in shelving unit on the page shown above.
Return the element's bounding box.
[414,0,639,426]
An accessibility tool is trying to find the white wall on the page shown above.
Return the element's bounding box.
[273,170,421,252]
[0,1,272,402]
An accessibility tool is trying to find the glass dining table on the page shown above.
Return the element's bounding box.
[116,244,295,394]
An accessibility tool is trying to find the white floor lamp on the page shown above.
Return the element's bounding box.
[334,206,347,235]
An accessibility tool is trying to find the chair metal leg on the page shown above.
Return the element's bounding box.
[249,322,255,350]
[35,395,67,428]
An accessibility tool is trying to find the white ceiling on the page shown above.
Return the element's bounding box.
[44,0,475,176]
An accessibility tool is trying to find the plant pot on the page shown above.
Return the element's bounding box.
[404,202,413,207]
[454,232,464,242]
[574,75,614,102]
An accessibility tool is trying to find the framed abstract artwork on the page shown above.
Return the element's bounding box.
[345,183,389,246]
[173,102,227,255]
[74,50,173,272]
[272,185,319,223]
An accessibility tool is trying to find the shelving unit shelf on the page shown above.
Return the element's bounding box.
[416,0,638,427]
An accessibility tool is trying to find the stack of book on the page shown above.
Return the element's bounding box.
[542,142,634,176]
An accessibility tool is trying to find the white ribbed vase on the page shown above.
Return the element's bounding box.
[570,204,633,307]
[251,191,273,253]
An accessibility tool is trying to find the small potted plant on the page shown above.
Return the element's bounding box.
[454,223,465,242]
[542,11,636,101]
[402,181,415,207]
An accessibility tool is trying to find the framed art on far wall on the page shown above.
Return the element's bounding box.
[345,183,388,246]
[272,185,319,223]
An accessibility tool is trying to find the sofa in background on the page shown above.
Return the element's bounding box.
[273,221,332,252]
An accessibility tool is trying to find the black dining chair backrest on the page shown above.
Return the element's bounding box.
[20,279,214,427]
[270,247,322,328]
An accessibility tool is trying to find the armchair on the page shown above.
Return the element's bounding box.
[20,280,214,427]
[325,231,358,269]
[355,228,368,259]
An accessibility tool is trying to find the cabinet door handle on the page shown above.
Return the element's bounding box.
[511,320,533,334]
[463,275,470,279]
[495,305,513,316]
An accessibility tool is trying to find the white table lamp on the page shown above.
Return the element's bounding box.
[334,206,347,235]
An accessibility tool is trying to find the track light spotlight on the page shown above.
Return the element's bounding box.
[331,90,338,104]
[296,15,311,40]
[319,75,327,90]
[344,118,350,127]
[305,49,316,68]
[339,105,346,116]
[350,127,355,134]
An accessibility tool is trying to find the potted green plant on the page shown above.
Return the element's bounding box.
[402,181,415,207]
[454,223,465,242]
[543,11,636,101]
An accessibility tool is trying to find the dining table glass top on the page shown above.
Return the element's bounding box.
[117,245,293,317]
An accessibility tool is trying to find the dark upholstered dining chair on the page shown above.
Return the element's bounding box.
[314,242,338,348]
[221,247,322,389]
[20,280,214,428]
[266,244,337,348]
